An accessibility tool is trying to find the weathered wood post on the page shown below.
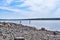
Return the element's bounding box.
[29,20,31,24]
[20,20,21,24]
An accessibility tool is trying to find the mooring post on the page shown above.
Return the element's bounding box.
[29,20,31,24]
[20,20,21,24]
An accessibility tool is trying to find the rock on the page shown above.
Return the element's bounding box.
[0,22,60,40]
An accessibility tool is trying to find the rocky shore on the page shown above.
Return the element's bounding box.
[0,22,60,40]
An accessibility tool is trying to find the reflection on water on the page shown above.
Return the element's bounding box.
[0,20,60,31]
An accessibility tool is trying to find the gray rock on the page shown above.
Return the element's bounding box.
[0,22,60,40]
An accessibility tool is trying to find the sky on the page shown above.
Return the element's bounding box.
[0,0,60,19]
[0,0,60,31]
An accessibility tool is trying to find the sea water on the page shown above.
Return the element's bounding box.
[0,20,60,31]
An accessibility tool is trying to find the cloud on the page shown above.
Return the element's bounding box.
[12,0,60,18]
[22,0,56,11]
[0,6,29,13]
[53,8,60,18]
[0,0,60,18]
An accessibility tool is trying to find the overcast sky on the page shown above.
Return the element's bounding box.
[0,0,60,31]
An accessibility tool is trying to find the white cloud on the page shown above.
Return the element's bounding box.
[1,0,13,6]
[22,0,57,11]
[6,0,13,4]
[0,6,29,13]
[19,0,59,18]
[54,8,60,17]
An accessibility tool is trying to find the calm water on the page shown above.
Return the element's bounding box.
[0,20,60,31]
